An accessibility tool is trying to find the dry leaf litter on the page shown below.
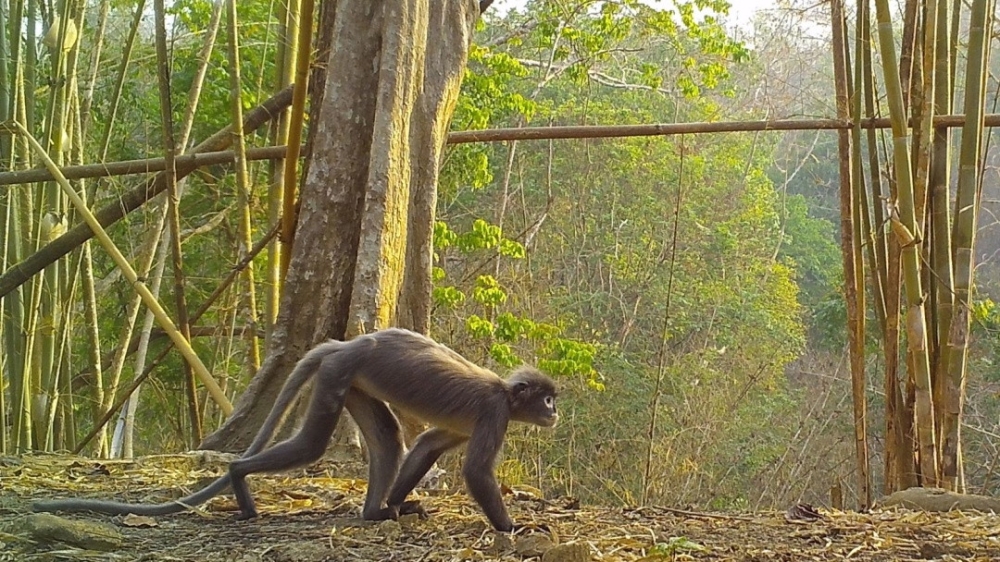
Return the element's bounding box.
[0,454,997,561]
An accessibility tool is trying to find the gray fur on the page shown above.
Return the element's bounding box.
[34,329,559,531]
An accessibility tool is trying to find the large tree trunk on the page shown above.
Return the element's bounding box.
[201,0,478,452]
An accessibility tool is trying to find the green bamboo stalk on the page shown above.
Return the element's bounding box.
[941,0,992,488]
[7,120,234,416]
[33,1,76,451]
[226,0,262,372]
[875,0,938,485]
[0,188,20,454]
[6,0,23,166]
[24,0,34,135]
[928,0,957,489]
[0,0,13,452]
[0,0,11,163]
[8,13,33,449]
[58,4,97,455]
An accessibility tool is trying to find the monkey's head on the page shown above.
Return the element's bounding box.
[506,367,559,428]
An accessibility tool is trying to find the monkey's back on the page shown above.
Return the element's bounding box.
[340,329,508,435]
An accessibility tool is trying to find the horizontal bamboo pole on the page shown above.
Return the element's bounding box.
[0,145,289,186]
[446,113,1000,143]
[4,113,1000,188]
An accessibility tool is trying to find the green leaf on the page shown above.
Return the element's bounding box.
[466,314,495,338]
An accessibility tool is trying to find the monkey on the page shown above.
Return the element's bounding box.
[33,328,559,532]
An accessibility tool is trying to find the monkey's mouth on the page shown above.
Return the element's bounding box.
[544,414,559,428]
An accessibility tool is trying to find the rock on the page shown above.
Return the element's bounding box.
[22,513,123,551]
[378,519,402,540]
[397,512,421,526]
[542,542,591,562]
[515,534,554,556]
[488,532,513,554]
[878,487,1000,513]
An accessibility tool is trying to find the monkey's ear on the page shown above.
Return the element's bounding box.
[511,380,530,396]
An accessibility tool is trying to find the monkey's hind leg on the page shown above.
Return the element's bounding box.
[228,370,349,520]
[345,389,408,521]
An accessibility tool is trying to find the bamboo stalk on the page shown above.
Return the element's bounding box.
[154,0,203,444]
[7,111,1000,188]
[875,0,938,485]
[831,0,869,508]
[266,0,298,337]
[928,0,957,490]
[0,188,20,453]
[447,114,1000,143]
[0,0,10,163]
[941,0,992,488]
[278,0,314,279]
[8,120,234,415]
[226,0,262,372]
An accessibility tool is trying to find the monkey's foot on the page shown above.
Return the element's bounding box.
[234,507,260,521]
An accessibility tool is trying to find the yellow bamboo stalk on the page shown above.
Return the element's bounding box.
[8,120,234,415]
[278,0,314,279]
[265,0,298,336]
[226,0,262,371]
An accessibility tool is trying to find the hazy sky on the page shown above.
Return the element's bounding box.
[493,0,777,27]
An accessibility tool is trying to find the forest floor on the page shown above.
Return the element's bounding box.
[1,453,997,561]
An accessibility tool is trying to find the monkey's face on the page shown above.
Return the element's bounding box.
[510,381,559,428]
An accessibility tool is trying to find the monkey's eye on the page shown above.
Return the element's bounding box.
[544,396,555,409]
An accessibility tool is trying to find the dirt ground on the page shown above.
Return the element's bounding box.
[1,454,998,561]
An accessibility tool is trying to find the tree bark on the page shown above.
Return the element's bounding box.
[201,0,477,452]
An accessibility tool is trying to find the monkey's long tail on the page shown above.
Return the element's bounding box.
[32,337,359,516]
[31,476,233,516]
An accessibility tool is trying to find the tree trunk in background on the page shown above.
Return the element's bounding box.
[201,0,477,452]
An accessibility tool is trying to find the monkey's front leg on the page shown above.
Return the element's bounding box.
[462,420,514,532]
